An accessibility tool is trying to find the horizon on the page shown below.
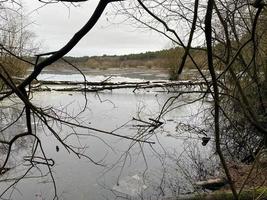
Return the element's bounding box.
[23,0,169,57]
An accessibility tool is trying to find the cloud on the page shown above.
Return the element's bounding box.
[23,0,168,56]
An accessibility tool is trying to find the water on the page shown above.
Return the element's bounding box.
[0,73,212,200]
[37,67,170,81]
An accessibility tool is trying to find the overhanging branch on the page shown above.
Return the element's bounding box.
[18,0,121,90]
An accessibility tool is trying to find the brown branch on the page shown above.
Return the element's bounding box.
[177,0,199,75]
[204,0,238,199]
[136,0,212,96]
[18,0,121,90]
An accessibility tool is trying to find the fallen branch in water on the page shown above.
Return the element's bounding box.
[37,79,207,86]
[30,79,209,92]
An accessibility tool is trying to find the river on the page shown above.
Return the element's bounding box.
[0,70,212,200]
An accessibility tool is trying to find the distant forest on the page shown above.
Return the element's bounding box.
[32,47,206,71]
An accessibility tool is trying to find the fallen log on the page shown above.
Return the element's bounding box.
[32,83,208,93]
[36,79,208,87]
[34,79,208,92]
[4,78,209,93]
[195,178,228,191]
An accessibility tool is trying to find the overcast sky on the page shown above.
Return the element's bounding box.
[22,0,169,57]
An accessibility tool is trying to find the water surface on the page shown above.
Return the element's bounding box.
[0,73,211,200]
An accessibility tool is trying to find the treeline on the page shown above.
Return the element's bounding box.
[58,50,167,64]
[61,48,204,65]
[31,47,206,71]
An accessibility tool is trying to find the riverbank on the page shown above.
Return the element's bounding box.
[166,162,267,200]
[168,187,267,200]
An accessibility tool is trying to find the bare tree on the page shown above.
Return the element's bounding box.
[0,0,157,199]
[0,0,266,199]
[115,0,267,199]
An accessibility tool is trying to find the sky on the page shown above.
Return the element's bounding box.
[22,0,169,57]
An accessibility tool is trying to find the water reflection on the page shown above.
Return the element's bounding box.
[0,102,35,167]
[0,89,211,200]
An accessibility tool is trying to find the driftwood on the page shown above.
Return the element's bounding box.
[37,79,207,86]
[32,80,208,92]
[3,78,208,94]
[195,178,228,191]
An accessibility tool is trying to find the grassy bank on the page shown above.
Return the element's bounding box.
[205,188,266,200]
[176,187,267,200]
